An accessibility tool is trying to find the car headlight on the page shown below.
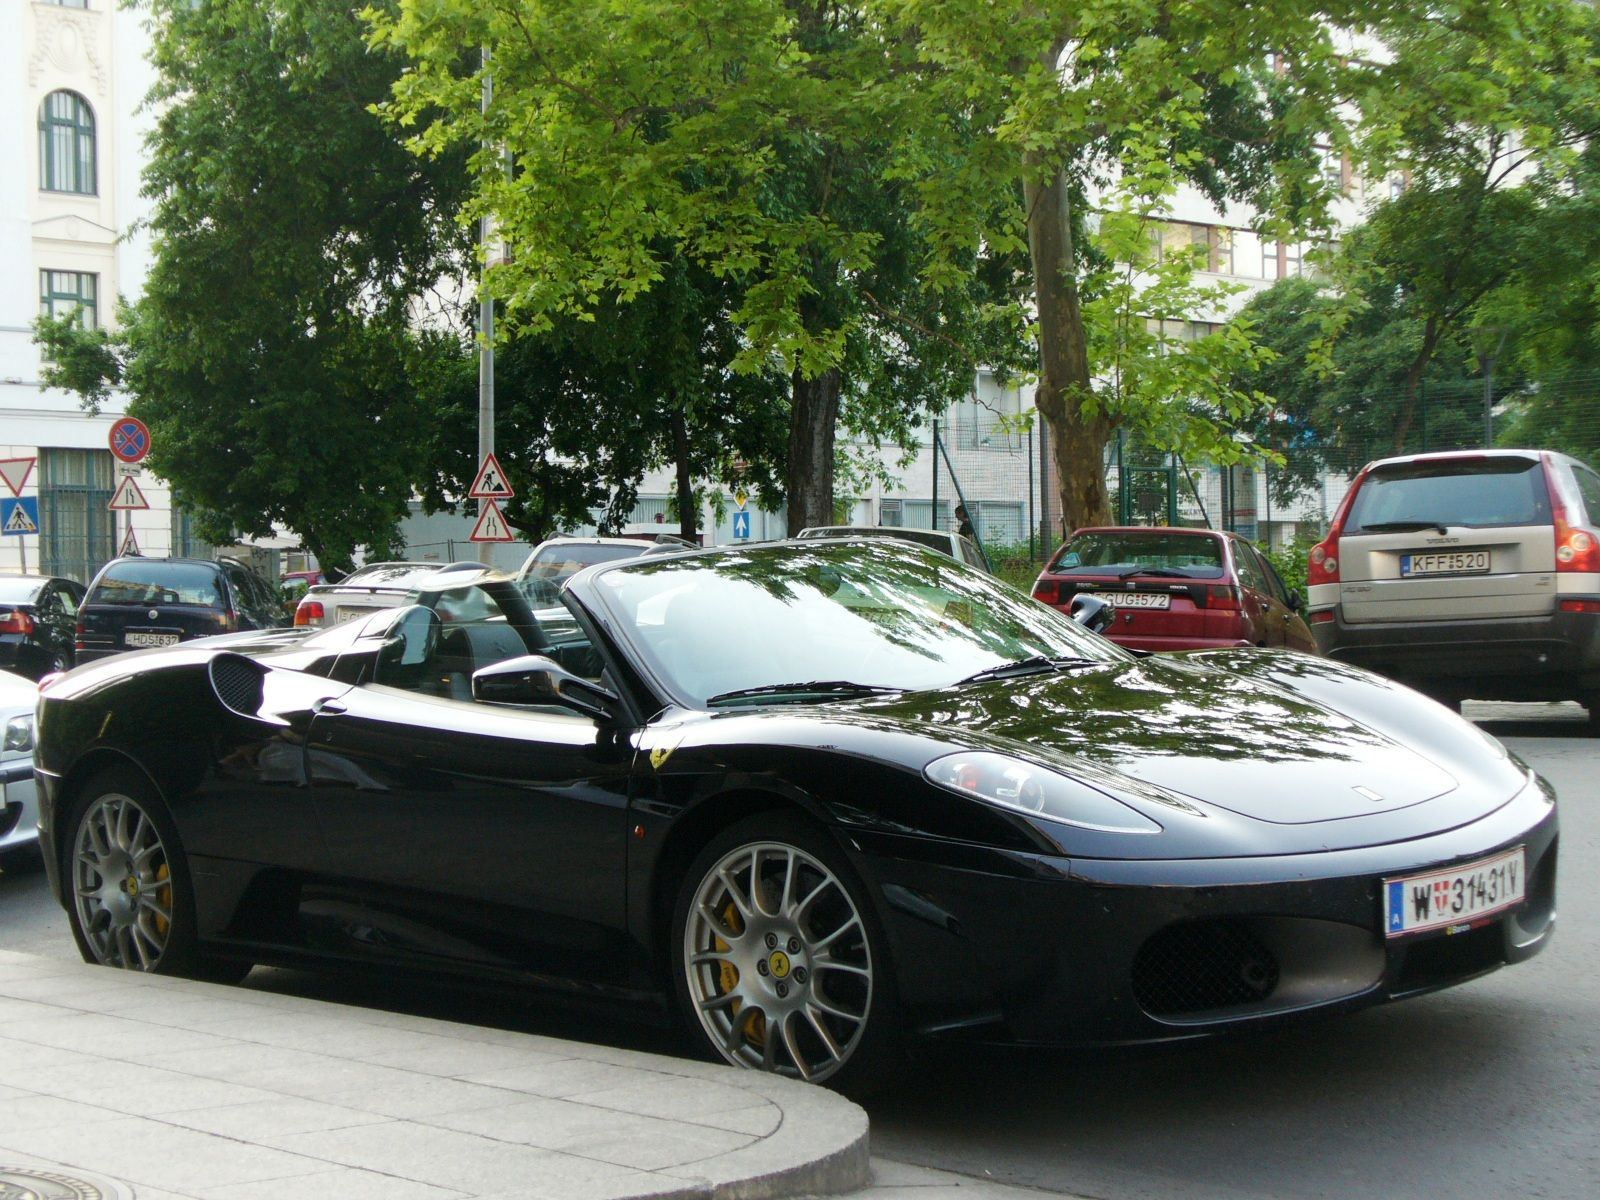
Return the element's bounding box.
[924,751,1162,834]
[3,713,34,754]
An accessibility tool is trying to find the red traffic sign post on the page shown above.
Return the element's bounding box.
[109,476,150,511]
[469,499,514,542]
[469,453,514,500]
[0,457,36,497]
[109,417,152,464]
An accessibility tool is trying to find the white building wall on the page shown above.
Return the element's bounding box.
[2,0,171,581]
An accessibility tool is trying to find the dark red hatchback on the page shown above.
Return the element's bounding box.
[1032,526,1317,653]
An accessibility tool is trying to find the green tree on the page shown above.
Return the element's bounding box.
[373,0,1034,534]
[35,0,478,574]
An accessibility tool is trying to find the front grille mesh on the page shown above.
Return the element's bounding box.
[209,655,264,717]
[1132,919,1281,1017]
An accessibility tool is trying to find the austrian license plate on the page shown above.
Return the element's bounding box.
[124,631,180,648]
[1400,550,1490,577]
[1117,592,1171,609]
[1383,846,1525,938]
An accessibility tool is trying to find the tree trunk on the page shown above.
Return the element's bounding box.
[1023,159,1113,535]
[786,366,841,534]
[669,406,699,543]
[1393,315,1442,454]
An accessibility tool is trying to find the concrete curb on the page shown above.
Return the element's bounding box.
[0,951,871,1200]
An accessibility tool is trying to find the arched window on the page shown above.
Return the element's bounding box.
[39,91,96,194]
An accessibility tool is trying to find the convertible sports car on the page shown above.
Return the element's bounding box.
[32,539,1557,1090]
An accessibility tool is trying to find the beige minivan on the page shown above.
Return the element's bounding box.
[1307,449,1600,729]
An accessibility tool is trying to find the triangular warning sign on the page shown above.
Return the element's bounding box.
[4,503,38,534]
[469,453,514,500]
[109,476,150,510]
[0,457,35,498]
[469,499,514,542]
[120,525,141,556]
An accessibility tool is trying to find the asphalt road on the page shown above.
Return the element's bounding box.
[2,703,1594,1200]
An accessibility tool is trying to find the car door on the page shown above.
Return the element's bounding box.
[1229,538,1279,645]
[302,600,639,985]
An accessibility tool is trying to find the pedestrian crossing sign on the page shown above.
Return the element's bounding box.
[2,496,40,535]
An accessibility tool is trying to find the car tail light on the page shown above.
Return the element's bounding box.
[1032,579,1062,604]
[1559,599,1600,613]
[1553,514,1600,573]
[1307,539,1339,586]
[1310,610,1335,624]
[74,620,86,650]
[1202,584,1240,610]
[1307,464,1373,587]
[0,610,35,635]
[294,599,325,626]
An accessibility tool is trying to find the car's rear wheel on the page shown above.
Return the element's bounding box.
[672,813,896,1091]
[64,770,248,983]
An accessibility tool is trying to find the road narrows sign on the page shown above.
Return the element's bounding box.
[469,453,514,500]
[470,499,514,542]
[109,417,152,464]
[0,457,36,497]
[109,476,150,511]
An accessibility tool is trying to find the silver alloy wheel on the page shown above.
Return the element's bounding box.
[683,839,873,1082]
[71,790,174,970]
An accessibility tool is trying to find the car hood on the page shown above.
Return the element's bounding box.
[786,650,1532,855]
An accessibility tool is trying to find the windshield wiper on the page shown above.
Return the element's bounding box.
[706,680,903,707]
[954,655,1102,687]
[1117,566,1195,579]
[1357,520,1450,534]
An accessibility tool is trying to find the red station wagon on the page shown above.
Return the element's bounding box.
[1032,526,1317,653]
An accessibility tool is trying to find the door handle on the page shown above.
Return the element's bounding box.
[312,698,348,716]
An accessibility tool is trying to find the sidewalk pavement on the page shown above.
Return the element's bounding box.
[0,949,869,1200]
[0,951,1057,1200]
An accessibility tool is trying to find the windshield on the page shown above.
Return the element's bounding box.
[1048,532,1225,579]
[589,541,1126,708]
[1346,457,1551,532]
[520,542,647,603]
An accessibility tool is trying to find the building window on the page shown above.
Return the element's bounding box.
[40,448,115,583]
[48,0,91,7]
[1206,227,1234,275]
[40,270,98,328]
[39,90,97,194]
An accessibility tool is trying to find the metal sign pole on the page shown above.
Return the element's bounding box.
[477,49,496,566]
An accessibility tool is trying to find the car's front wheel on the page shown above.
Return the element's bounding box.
[64,769,247,982]
[672,813,896,1090]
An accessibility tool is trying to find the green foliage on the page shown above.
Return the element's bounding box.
[1264,533,1316,605]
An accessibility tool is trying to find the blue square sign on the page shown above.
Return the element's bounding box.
[733,510,751,540]
[2,496,40,536]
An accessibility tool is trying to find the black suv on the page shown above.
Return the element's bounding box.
[76,557,289,664]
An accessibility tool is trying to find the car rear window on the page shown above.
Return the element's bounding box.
[0,578,45,603]
[1345,457,1551,533]
[1049,532,1225,579]
[88,562,223,606]
[336,563,448,589]
[525,543,646,576]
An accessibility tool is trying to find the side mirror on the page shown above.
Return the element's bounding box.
[1069,593,1116,634]
[1287,590,1304,612]
[473,654,620,721]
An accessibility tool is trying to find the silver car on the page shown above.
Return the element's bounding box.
[1307,448,1600,727]
[1,668,40,862]
[292,561,489,628]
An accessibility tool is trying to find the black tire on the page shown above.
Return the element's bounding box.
[671,811,899,1093]
[62,768,250,984]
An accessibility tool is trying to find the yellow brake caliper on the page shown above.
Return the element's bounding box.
[717,900,766,1047]
[154,863,172,938]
